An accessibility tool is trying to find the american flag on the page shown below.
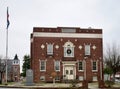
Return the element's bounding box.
[7,7,10,29]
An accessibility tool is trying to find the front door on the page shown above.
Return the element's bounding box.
[64,66,74,80]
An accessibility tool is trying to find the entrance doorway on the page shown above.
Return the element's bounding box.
[65,66,74,80]
[62,61,76,80]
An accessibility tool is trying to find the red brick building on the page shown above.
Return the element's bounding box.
[30,27,104,83]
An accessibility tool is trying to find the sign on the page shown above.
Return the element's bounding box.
[26,69,34,86]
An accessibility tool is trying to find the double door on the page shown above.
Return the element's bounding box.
[64,66,75,80]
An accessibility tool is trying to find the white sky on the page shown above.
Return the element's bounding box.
[0,0,120,72]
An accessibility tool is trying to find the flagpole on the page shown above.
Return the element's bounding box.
[5,6,10,84]
[5,28,8,84]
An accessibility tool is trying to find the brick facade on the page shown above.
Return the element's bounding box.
[30,27,104,83]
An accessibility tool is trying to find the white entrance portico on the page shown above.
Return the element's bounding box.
[62,61,76,80]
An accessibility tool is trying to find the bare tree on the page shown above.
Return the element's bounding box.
[0,58,6,84]
[104,43,120,81]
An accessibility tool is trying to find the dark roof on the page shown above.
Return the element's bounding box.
[14,54,19,60]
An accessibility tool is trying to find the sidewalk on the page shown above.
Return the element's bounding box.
[0,82,120,89]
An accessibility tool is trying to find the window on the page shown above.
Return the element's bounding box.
[92,61,97,71]
[66,70,69,75]
[54,61,60,71]
[93,76,97,81]
[40,76,45,81]
[78,61,83,71]
[40,61,46,71]
[70,70,73,75]
[79,76,83,81]
[55,76,60,81]
[64,42,74,57]
[85,45,90,55]
[47,44,53,55]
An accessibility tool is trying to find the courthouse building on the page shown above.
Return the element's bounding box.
[30,27,104,83]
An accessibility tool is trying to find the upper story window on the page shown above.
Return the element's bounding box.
[47,44,53,55]
[85,45,90,55]
[63,41,74,57]
[40,60,46,71]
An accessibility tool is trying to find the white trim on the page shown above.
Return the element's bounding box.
[33,32,102,38]
[62,61,77,64]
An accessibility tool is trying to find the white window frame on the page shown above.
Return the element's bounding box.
[78,61,84,71]
[40,60,46,71]
[54,61,60,71]
[85,45,90,55]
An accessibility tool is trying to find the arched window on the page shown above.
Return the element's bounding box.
[63,41,74,57]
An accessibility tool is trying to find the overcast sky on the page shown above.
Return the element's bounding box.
[0,0,120,72]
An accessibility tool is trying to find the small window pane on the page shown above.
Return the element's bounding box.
[70,70,73,75]
[66,70,69,75]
